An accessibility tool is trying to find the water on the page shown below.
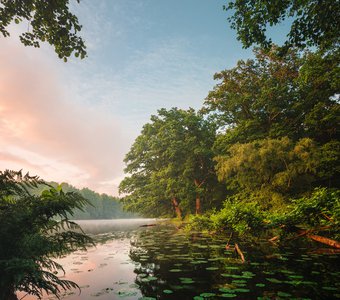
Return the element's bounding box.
[17,219,340,300]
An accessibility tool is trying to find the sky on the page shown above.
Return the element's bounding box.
[0,0,289,196]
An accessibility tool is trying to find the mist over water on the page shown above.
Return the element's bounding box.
[74,219,158,235]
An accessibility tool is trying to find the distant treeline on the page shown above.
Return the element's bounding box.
[33,182,136,219]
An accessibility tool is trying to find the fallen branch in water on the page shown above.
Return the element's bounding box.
[308,234,340,249]
[234,243,245,263]
[268,235,279,242]
[139,224,157,227]
[279,225,340,249]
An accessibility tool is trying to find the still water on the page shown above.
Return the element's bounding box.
[18,219,340,300]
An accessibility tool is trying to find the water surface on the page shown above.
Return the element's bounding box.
[18,219,340,300]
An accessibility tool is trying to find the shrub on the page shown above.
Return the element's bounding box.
[0,170,94,300]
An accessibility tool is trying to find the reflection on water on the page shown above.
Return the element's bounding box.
[17,219,156,300]
[17,219,340,300]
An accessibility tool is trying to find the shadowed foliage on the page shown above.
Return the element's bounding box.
[0,170,94,300]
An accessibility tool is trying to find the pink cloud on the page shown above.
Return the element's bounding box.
[0,39,129,195]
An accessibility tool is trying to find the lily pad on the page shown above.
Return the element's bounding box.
[277,291,292,297]
[266,278,282,283]
[147,276,157,281]
[233,288,250,293]
[200,292,216,297]
[219,288,235,293]
[288,275,304,279]
[163,289,173,294]
[225,266,239,270]
[322,286,338,291]
[206,267,219,271]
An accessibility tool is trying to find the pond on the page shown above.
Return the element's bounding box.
[18,219,340,300]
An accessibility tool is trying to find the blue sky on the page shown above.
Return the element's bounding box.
[67,0,254,128]
[0,0,290,195]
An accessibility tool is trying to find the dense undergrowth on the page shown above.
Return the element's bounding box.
[186,188,340,241]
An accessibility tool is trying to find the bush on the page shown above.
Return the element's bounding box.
[185,213,215,232]
[269,187,340,228]
[210,200,265,235]
[186,198,265,235]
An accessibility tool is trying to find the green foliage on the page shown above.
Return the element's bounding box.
[185,213,215,232]
[270,188,340,229]
[204,46,339,213]
[0,0,86,60]
[215,137,322,206]
[204,47,339,146]
[210,199,264,235]
[120,108,225,217]
[0,170,94,299]
[225,0,340,51]
[187,199,265,235]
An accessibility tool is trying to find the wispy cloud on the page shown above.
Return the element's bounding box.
[0,38,128,195]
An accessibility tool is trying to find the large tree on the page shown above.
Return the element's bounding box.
[204,47,339,146]
[204,46,339,210]
[215,137,323,209]
[0,0,86,60]
[119,108,224,218]
[225,0,340,51]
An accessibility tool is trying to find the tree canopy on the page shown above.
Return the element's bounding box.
[119,108,225,218]
[225,0,340,51]
[0,0,86,60]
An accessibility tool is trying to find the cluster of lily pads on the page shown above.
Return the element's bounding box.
[127,224,340,299]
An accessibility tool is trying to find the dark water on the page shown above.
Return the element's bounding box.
[18,219,340,300]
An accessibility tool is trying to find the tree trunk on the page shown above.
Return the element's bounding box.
[194,179,203,215]
[195,196,201,215]
[171,197,182,219]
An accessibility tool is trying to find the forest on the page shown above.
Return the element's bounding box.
[32,182,135,220]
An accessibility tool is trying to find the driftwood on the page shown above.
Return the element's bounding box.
[139,224,157,227]
[280,225,340,249]
[234,243,245,263]
[308,234,340,249]
[268,235,279,242]
[224,233,245,263]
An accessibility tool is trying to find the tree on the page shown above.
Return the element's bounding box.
[0,170,93,300]
[0,0,86,60]
[202,45,339,213]
[119,108,224,218]
[225,0,340,51]
[204,47,303,144]
[204,47,339,146]
[215,137,323,209]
